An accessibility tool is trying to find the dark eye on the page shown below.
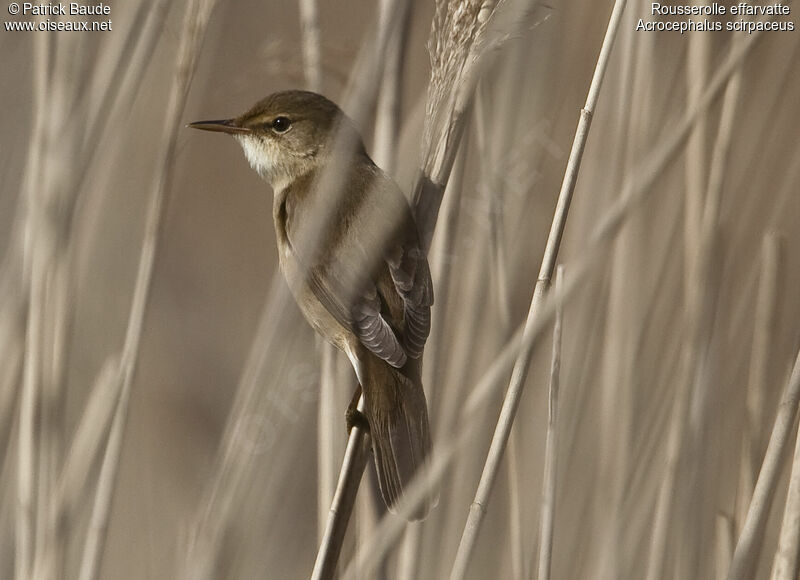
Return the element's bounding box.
[271,116,291,133]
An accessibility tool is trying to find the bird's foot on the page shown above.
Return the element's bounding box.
[346,384,370,435]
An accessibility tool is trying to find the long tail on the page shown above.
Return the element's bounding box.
[361,355,434,520]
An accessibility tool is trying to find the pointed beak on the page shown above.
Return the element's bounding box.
[187,119,252,135]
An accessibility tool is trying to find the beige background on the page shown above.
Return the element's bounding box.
[2,1,799,579]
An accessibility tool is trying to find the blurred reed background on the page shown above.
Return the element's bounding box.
[1,0,799,579]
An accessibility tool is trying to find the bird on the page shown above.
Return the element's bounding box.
[189,90,434,520]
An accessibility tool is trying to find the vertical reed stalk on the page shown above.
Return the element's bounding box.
[716,515,735,580]
[311,401,372,580]
[309,1,408,576]
[737,234,782,528]
[296,0,343,548]
[450,2,628,575]
[646,34,748,580]
[317,342,341,543]
[16,29,52,580]
[537,265,563,580]
[77,0,219,577]
[299,0,322,92]
[681,43,742,580]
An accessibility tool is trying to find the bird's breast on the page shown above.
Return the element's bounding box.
[272,191,353,354]
[278,240,352,352]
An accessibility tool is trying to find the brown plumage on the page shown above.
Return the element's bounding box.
[190,90,435,519]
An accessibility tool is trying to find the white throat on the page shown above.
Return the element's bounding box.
[235,135,293,193]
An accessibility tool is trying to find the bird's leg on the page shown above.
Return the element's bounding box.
[345,384,370,434]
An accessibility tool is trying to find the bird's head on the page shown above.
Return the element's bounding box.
[189,90,364,192]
